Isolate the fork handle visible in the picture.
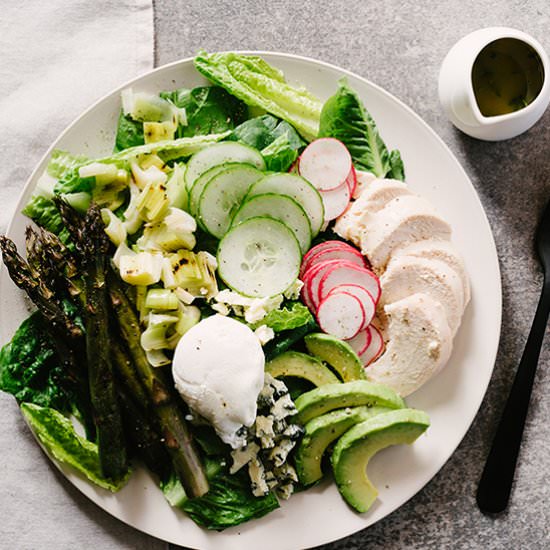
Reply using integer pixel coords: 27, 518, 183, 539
476, 278, 550, 514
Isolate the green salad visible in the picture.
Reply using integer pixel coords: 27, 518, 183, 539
0, 51, 428, 531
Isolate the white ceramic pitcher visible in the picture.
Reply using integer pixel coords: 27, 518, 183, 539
438, 27, 550, 141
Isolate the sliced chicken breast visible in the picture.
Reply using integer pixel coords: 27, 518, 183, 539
366, 293, 453, 397
392, 239, 471, 305
359, 194, 452, 271
334, 178, 412, 245
380, 255, 465, 334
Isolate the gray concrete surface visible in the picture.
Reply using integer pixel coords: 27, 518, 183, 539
1, 1, 549, 549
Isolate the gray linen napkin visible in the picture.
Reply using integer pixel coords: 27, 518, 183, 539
0, 2, 158, 548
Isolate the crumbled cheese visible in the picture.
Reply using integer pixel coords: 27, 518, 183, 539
254, 324, 275, 346
268, 437, 297, 467
211, 302, 230, 316
214, 289, 283, 323
283, 278, 304, 300
255, 415, 276, 448
276, 482, 295, 500
249, 457, 269, 497
230, 441, 261, 474
271, 392, 297, 420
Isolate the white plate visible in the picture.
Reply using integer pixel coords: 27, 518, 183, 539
0, 53, 501, 550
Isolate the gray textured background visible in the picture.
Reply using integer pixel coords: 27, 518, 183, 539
2, 0, 550, 548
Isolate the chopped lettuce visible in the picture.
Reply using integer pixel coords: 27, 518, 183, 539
21, 195, 72, 244
194, 52, 323, 141
115, 111, 145, 151
161, 86, 248, 137
318, 79, 405, 181
21, 403, 130, 491
0, 312, 74, 411
229, 114, 304, 171
47, 150, 89, 179
110, 132, 231, 163
263, 316, 319, 362
181, 468, 279, 530
253, 301, 313, 332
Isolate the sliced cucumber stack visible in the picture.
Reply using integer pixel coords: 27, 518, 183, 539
217, 217, 301, 298
197, 165, 264, 238
231, 193, 312, 254
247, 173, 325, 236
185, 141, 266, 192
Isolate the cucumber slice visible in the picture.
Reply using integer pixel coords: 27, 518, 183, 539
217, 217, 301, 298
189, 162, 243, 217
188, 164, 226, 217
247, 173, 324, 236
232, 193, 312, 254
198, 165, 264, 238
184, 141, 266, 192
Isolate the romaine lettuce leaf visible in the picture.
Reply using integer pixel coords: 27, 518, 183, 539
229, 114, 304, 172
194, 52, 323, 141
318, 79, 405, 181
21, 403, 130, 491
0, 312, 74, 411
115, 111, 145, 151
161, 86, 248, 137
254, 301, 313, 332
263, 316, 319, 362
110, 132, 231, 162
47, 150, 89, 179
21, 195, 72, 244
181, 468, 279, 530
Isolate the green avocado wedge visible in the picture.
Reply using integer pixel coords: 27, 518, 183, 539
265, 351, 341, 387
295, 405, 392, 486
304, 333, 365, 382
294, 380, 406, 425
332, 408, 430, 513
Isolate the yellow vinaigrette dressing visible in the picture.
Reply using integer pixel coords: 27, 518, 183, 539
472, 38, 545, 117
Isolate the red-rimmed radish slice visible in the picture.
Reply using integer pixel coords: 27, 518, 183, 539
347, 165, 357, 196
317, 290, 365, 339
334, 283, 376, 328
300, 242, 365, 278
302, 240, 359, 264
302, 259, 343, 311
360, 325, 385, 366
320, 182, 351, 221
345, 326, 372, 357
318, 261, 381, 305
301, 262, 323, 311
298, 138, 353, 192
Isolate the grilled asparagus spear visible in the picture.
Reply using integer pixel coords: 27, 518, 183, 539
81, 206, 128, 480
108, 272, 209, 498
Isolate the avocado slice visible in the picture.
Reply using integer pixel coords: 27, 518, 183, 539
295, 405, 392, 486
265, 351, 341, 387
304, 333, 365, 382
294, 380, 405, 425
332, 408, 430, 513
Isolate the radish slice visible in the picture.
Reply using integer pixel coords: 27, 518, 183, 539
301, 262, 324, 311
345, 326, 372, 357
300, 243, 365, 278
347, 165, 357, 197
320, 182, 351, 221
317, 290, 365, 339
333, 283, 376, 328
303, 259, 343, 311
302, 240, 359, 266
318, 261, 381, 305
299, 138, 353, 192
361, 325, 385, 366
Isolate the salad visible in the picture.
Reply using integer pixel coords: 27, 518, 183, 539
0, 52, 439, 531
